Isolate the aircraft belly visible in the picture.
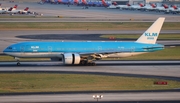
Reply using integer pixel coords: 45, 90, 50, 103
107, 52, 145, 58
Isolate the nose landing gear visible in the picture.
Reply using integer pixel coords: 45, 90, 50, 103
15, 57, 21, 66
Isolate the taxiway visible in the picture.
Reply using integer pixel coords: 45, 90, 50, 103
0, 92, 180, 103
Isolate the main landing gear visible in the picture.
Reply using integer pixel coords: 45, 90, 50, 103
80, 60, 96, 66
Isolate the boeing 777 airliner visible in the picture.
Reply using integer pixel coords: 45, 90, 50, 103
3, 17, 165, 66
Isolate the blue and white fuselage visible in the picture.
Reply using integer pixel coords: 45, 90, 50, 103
3, 17, 165, 66
3, 41, 164, 58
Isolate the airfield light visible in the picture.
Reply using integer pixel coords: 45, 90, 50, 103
93, 94, 103, 102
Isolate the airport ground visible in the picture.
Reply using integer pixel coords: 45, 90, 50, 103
0, 1, 180, 103
0, 61, 180, 102
0, 0, 180, 22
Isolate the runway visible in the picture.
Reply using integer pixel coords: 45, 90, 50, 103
0, 61, 180, 79
0, 92, 180, 103
0, 60, 180, 102
0, 61, 180, 103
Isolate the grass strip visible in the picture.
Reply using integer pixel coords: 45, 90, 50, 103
0, 22, 180, 30
100, 34, 180, 40
0, 47, 180, 61
0, 73, 180, 93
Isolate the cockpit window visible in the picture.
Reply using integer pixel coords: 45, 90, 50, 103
7, 47, 12, 49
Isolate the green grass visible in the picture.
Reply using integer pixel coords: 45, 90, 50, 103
0, 22, 180, 30
0, 73, 180, 93
0, 47, 180, 61
101, 34, 180, 40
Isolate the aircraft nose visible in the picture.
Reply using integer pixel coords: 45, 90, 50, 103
3, 48, 7, 54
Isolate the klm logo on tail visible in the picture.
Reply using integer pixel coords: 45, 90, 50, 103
145, 33, 158, 36
145, 33, 158, 40
136, 17, 165, 44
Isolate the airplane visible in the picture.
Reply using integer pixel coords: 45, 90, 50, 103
5, 7, 29, 14
93, 1, 102, 7
101, 0, 111, 7
112, 1, 117, 6
144, 3, 157, 11
3, 7, 13, 14
119, 3, 140, 10
116, 3, 131, 10
155, 4, 169, 12
3, 17, 165, 66
81, 0, 88, 6
164, 4, 180, 13
0, 8, 7, 14
87, 1, 95, 7
0, 4, 17, 11
68, 0, 78, 5
11, 4, 18, 10
72, 0, 103, 7
78, 0, 89, 9
0, 4, 8, 13
18, 7, 30, 14
73, 0, 79, 5
130, 3, 144, 10
50, 0, 56, 4
169, 5, 180, 14
57, 0, 70, 4
140, 3, 153, 11
106, 1, 118, 8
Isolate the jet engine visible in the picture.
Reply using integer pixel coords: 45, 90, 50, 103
62, 53, 81, 65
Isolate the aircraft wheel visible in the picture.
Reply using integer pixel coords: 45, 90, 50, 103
17, 62, 20, 66
87, 63, 91, 66
80, 60, 87, 66
88, 62, 96, 66
92, 62, 96, 66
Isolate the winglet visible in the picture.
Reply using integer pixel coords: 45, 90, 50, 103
136, 17, 165, 44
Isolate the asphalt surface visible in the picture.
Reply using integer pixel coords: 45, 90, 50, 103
0, 61, 180, 102
0, 61, 180, 79
0, 92, 180, 103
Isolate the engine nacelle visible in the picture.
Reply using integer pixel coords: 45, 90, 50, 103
62, 53, 81, 65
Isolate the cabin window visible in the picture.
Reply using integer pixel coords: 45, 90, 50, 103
7, 47, 12, 49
